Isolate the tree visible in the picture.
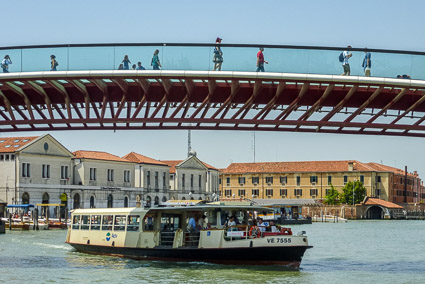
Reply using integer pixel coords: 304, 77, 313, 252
324, 184, 341, 205
340, 180, 366, 205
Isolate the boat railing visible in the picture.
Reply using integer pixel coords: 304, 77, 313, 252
184, 231, 200, 247
224, 225, 293, 241
160, 231, 175, 246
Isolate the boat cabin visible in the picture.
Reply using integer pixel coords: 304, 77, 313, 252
67, 203, 298, 249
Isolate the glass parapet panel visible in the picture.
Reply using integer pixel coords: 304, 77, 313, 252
22, 47, 68, 72
0, 44, 423, 80
69, 46, 115, 71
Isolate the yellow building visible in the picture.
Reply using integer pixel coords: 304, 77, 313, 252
219, 160, 423, 204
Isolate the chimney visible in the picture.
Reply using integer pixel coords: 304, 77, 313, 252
348, 162, 354, 172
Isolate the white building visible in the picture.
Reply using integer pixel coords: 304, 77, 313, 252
0, 135, 219, 216
162, 151, 220, 201
122, 152, 171, 207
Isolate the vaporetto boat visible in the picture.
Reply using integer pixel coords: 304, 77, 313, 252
66, 202, 312, 268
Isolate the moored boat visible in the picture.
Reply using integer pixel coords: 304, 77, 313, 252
66, 202, 312, 268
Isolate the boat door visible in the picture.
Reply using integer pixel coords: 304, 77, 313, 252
159, 214, 181, 246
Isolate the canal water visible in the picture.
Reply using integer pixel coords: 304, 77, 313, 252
0, 220, 424, 283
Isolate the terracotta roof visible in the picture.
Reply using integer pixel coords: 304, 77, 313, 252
367, 162, 416, 177
73, 150, 131, 163
161, 160, 182, 174
122, 152, 167, 166
363, 197, 404, 209
0, 136, 39, 153
222, 160, 377, 174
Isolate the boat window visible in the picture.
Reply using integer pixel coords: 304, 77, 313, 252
81, 215, 90, 230
127, 215, 140, 232
208, 210, 218, 227
114, 215, 126, 231
72, 215, 81, 230
91, 215, 101, 230
143, 215, 155, 231
102, 215, 113, 230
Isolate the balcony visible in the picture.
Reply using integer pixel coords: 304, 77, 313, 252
123, 182, 131, 187
60, 179, 69, 185
89, 180, 97, 186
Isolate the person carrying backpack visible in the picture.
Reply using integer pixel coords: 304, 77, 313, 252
50, 55, 58, 71
362, 48, 372, 77
340, 45, 352, 76
1, 55, 12, 73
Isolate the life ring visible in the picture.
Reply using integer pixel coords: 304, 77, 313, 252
281, 228, 290, 235
249, 226, 261, 238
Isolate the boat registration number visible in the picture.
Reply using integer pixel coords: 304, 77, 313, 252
267, 238, 291, 244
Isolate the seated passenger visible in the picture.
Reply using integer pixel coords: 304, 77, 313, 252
227, 216, 237, 227
270, 221, 280, 233
257, 218, 266, 232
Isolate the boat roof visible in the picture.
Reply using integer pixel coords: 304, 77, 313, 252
71, 204, 274, 215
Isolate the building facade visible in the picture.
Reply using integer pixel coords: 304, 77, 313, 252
0, 135, 219, 216
162, 151, 220, 201
219, 160, 424, 204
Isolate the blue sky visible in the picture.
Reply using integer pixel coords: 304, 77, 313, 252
2, 0, 425, 178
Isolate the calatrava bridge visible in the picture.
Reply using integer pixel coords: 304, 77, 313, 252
1, 43, 425, 137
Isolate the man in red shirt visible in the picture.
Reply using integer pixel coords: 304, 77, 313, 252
256, 47, 268, 72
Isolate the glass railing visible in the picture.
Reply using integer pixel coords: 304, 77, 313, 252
0, 43, 423, 80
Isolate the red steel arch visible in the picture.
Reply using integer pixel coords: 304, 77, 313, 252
1, 70, 425, 137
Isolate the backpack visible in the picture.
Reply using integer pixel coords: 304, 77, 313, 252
338, 52, 344, 63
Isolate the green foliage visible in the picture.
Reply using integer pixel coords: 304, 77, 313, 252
324, 184, 341, 205
340, 180, 366, 205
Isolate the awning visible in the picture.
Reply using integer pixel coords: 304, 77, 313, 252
6, 204, 35, 208
36, 203, 64, 207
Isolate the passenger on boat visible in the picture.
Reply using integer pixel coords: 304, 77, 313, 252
188, 215, 198, 232
258, 218, 266, 232
198, 214, 206, 230
270, 221, 280, 233
227, 216, 237, 227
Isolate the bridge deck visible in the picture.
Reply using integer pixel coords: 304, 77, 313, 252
1, 70, 425, 137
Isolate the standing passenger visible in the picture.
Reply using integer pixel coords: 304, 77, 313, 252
118, 64, 124, 70
362, 48, 371, 77
1, 55, 12, 73
256, 47, 268, 72
151, 49, 161, 70
213, 37, 223, 71
341, 45, 352, 76
50, 55, 58, 71
131, 64, 136, 70
122, 55, 131, 70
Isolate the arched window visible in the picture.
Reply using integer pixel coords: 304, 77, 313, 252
162, 196, 167, 203
90, 196, 95, 208
124, 196, 129, 208
182, 197, 186, 200
22, 192, 30, 204
107, 194, 113, 208
146, 196, 151, 207
190, 197, 194, 200
73, 193, 81, 209
154, 196, 159, 206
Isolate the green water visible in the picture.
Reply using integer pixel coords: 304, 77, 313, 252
0, 220, 424, 283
